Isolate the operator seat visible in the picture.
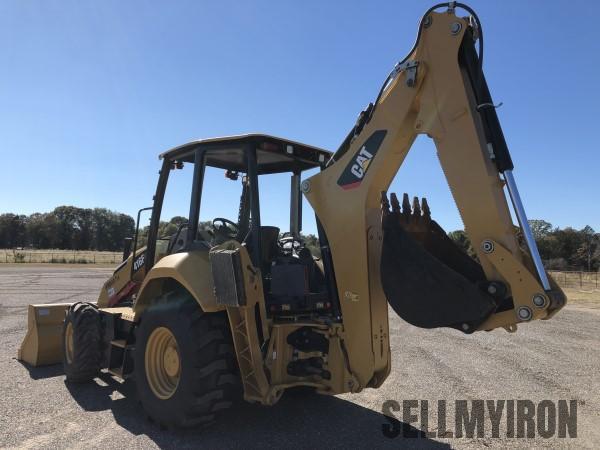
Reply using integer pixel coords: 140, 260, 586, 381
297, 247, 325, 292
246, 226, 280, 269
259, 226, 280, 267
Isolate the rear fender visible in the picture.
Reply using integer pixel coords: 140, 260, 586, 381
133, 250, 223, 318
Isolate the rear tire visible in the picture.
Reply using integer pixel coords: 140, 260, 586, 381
62, 302, 102, 383
134, 291, 241, 428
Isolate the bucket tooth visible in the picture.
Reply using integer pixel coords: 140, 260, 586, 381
402, 193, 411, 216
390, 192, 400, 213
422, 197, 431, 221
412, 196, 421, 218
380, 191, 390, 217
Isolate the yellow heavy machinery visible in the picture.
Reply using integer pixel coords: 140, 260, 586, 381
19, 2, 565, 428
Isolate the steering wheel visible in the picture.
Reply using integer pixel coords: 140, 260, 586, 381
212, 218, 239, 239
279, 232, 303, 254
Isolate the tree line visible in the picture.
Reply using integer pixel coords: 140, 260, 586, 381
449, 220, 600, 272
0, 207, 597, 271
0, 206, 135, 252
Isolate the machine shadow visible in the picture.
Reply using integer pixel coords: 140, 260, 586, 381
65, 373, 450, 449
18, 360, 64, 380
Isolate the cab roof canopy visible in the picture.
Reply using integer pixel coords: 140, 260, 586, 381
160, 134, 332, 174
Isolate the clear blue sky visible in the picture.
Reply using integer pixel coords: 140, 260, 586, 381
1, 0, 598, 234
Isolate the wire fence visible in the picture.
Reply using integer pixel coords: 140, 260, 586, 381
0, 250, 598, 290
549, 270, 599, 290
0, 250, 122, 264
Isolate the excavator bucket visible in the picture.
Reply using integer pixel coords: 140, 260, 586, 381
380, 192, 498, 333
18, 303, 72, 366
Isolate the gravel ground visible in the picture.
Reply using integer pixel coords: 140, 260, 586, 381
1, 265, 598, 449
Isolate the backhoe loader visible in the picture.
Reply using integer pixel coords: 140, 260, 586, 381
19, 2, 565, 428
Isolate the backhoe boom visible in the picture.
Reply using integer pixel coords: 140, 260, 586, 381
304, 5, 565, 386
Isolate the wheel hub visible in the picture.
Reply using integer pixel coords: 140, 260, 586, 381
145, 327, 181, 400
163, 346, 180, 378
64, 322, 74, 364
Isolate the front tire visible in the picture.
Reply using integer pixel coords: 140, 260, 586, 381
134, 291, 241, 428
62, 302, 102, 383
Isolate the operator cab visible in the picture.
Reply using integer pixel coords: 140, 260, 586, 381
144, 134, 336, 318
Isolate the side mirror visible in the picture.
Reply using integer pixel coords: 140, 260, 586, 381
122, 237, 133, 262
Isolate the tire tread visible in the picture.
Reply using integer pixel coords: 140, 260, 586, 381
63, 302, 102, 383
135, 292, 240, 428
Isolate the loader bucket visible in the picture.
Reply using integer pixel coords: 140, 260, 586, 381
380, 192, 497, 333
18, 303, 72, 366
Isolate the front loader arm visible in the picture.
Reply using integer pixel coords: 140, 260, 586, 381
304, 5, 565, 386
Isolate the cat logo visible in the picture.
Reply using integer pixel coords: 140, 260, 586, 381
350, 146, 374, 179
337, 130, 387, 190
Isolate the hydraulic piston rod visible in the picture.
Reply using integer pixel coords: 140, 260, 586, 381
503, 170, 551, 291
